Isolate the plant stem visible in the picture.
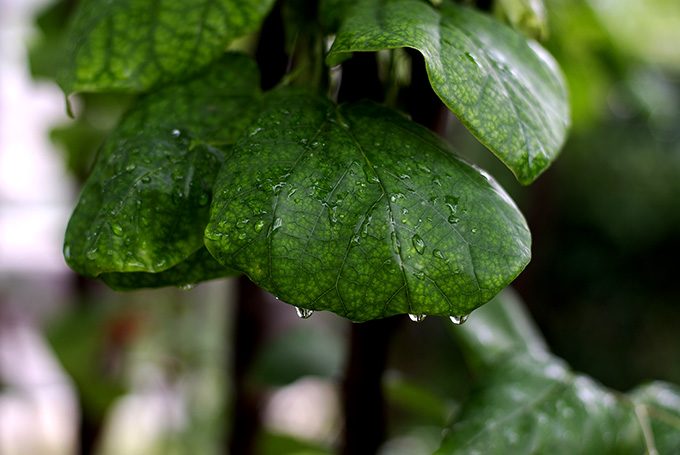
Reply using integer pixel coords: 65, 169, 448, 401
227, 275, 266, 455
342, 316, 401, 455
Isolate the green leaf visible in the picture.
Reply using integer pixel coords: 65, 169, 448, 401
629, 382, 680, 453
435, 352, 644, 454
205, 91, 530, 322
58, 0, 275, 96
327, 0, 570, 185
442, 291, 680, 455
495, 0, 548, 41
452, 288, 548, 368
64, 53, 262, 288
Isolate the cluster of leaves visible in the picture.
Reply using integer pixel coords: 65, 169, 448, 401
59, 0, 569, 322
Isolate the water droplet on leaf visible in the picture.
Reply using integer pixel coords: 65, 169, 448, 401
433, 249, 444, 260
254, 219, 265, 233
125, 164, 136, 172
448, 216, 459, 224
408, 313, 426, 322
412, 234, 425, 254
111, 224, 124, 237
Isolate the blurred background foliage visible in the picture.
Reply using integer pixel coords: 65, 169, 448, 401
4, 0, 679, 453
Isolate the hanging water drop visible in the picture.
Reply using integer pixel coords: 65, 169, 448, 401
179, 283, 196, 291
295, 306, 314, 319
450, 314, 469, 325
408, 313, 426, 322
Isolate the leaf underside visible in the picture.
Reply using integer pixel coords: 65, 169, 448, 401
327, 0, 570, 185
64, 53, 263, 288
205, 90, 531, 322
58, 0, 276, 95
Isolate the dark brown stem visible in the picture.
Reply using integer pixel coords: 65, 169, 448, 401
342, 316, 401, 455
227, 275, 267, 455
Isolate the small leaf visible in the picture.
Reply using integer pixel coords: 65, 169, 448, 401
327, 0, 570, 184
58, 0, 275, 96
205, 91, 530, 322
64, 53, 261, 288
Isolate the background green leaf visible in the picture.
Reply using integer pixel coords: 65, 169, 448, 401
327, 0, 570, 184
438, 291, 680, 454
58, 0, 275, 95
64, 53, 261, 288
205, 91, 530, 322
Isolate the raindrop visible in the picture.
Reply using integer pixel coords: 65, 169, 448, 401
433, 249, 445, 260
86, 248, 98, 260
450, 314, 469, 325
253, 219, 265, 233
287, 187, 297, 198
111, 224, 124, 237
408, 313, 426, 322
238, 232, 247, 240
471, 227, 478, 234
412, 234, 425, 254
270, 217, 283, 234
179, 283, 195, 291
141, 176, 151, 183
64, 245, 71, 259
413, 271, 425, 280
295, 306, 314, 319
236, 219, 250, 229
448, 216, 459, 224
416, 162, 431, 173
172, 129, 181, 137
125, 163, 136, 172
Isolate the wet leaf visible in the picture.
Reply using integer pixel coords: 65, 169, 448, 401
327, 0, 570, 185
64, 53, 262, 288
205, 91, 530, 322
58, 0, 275, 96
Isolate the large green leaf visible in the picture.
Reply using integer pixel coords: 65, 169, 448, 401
58, 0, 275, 96
327, 0, 570, 185
64, 53, 263, 288
205, 91, 530, 322
440, 291, 680, 454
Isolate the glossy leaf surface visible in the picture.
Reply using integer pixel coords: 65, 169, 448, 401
64, 54, 263, 287
205, 91, 530, 322
327, 0, 570, 184
440, 292, 680, 454
58, 0, 275, 95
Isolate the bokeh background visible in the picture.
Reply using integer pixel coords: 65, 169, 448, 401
1, 0, 679, 453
